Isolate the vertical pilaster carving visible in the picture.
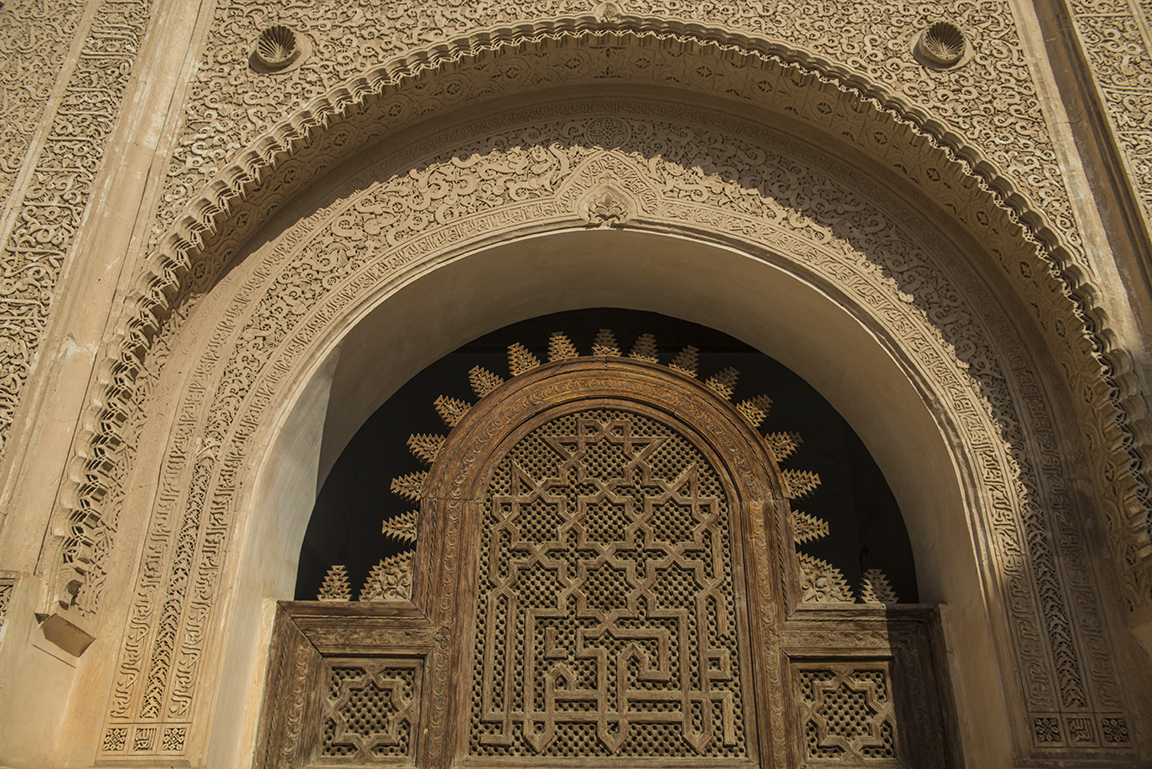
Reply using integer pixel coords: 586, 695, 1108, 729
0, 0, 154, 615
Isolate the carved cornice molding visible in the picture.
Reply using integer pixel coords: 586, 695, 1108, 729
98, 105, 1140, 760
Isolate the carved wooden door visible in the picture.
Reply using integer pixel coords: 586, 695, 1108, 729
258, 357, 961, 768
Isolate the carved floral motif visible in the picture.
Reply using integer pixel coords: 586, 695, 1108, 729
98, 108, 1132, 760
57, 23, 1152, 645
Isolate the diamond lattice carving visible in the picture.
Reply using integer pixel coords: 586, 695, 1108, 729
469, 409, 747, 758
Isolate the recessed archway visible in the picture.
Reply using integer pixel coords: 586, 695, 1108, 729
227, 229, 997, 766
87, 94, 1149, 768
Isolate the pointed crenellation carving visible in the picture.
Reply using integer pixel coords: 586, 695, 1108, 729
469, 366, 504, 399
783, 469, 821, 499
705, 367, 740, 400
765, 432, 802, 463
390, 472, 428, 503
359, 551, 415, 601
508, 343, 540, 377
669, 346, 699, 377
434, 395, 470, 428
408, 434, 444, 465
547, 332, 579, 362
797, 553, 856, 603
317, 565, 352, 601
791, 511, 830, 545
381, 510, 419, 544
592, 329, 621, 357
629, 333, 659, 363
860, 569, 899, 604
736, 394, 773, 428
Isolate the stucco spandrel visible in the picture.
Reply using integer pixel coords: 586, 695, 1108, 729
159, 0, 1071, 256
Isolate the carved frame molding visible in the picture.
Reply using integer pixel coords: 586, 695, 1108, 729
91, 95, 1148, 763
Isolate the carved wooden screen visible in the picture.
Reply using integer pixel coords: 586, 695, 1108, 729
469, 408, 750, 759
258, 357, 962, 768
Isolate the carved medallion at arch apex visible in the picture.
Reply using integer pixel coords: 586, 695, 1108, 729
99, 110, 1140, 761
71, 29, 1151, 640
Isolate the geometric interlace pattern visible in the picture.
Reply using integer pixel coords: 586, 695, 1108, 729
469, 410, 747, 758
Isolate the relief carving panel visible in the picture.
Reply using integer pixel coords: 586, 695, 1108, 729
64, 24, 1152, 643
100, 106, 1134, 760
0, 0, 153, 589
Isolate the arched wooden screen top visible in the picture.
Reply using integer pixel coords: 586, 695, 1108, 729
258, 359, 961, 768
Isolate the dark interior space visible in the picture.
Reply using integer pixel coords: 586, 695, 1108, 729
295, 308, 918, 604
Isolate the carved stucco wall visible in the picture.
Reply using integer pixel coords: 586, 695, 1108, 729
1066, 0, 1152, 240
50, 3, 1152, 640
96, 100, 1143, 761
0, 0, 1149, 765
0, 0, 152, 472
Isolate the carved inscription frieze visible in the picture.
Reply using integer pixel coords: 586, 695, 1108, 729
470, 410, 748, 758
101, 108, 1132, 760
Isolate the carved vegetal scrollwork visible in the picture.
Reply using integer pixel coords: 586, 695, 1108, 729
359, 552, 414, 601
101, 102, 1136, 760
58, 12, 1152, 668
0, 0, 152, 602
797, 554, 855, 604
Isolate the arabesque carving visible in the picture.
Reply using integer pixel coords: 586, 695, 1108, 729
0, 0, 152, 545
57, 24, 1152, 639
99, 106, 1133, 760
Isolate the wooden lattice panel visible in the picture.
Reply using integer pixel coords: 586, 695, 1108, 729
468, 409, 749, 758
320, 658, 421, 762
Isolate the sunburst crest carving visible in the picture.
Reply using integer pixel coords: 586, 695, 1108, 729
765, 431, 802, 463
408, 433, 444, 465
669, 346, 699, 377
381, 510, 419, 544
317, 564, 351, 601
736, 394, 772, 427
791, 511, 830, 545
705, 367, 739, 400
629, 333, 659, 362
797, 553, 855, 603
359, 551, 414, 601
592, 328, 621, 356
508, 342, 541, 376
434, 395, 470, 427
860, 569, 899, 604
782, 469, 821, 499
469, 366, 504, 398
547, 332, 580, 362
391, 471, 428, 503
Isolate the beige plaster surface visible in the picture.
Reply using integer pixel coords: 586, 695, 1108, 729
0, 575, 76, 768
